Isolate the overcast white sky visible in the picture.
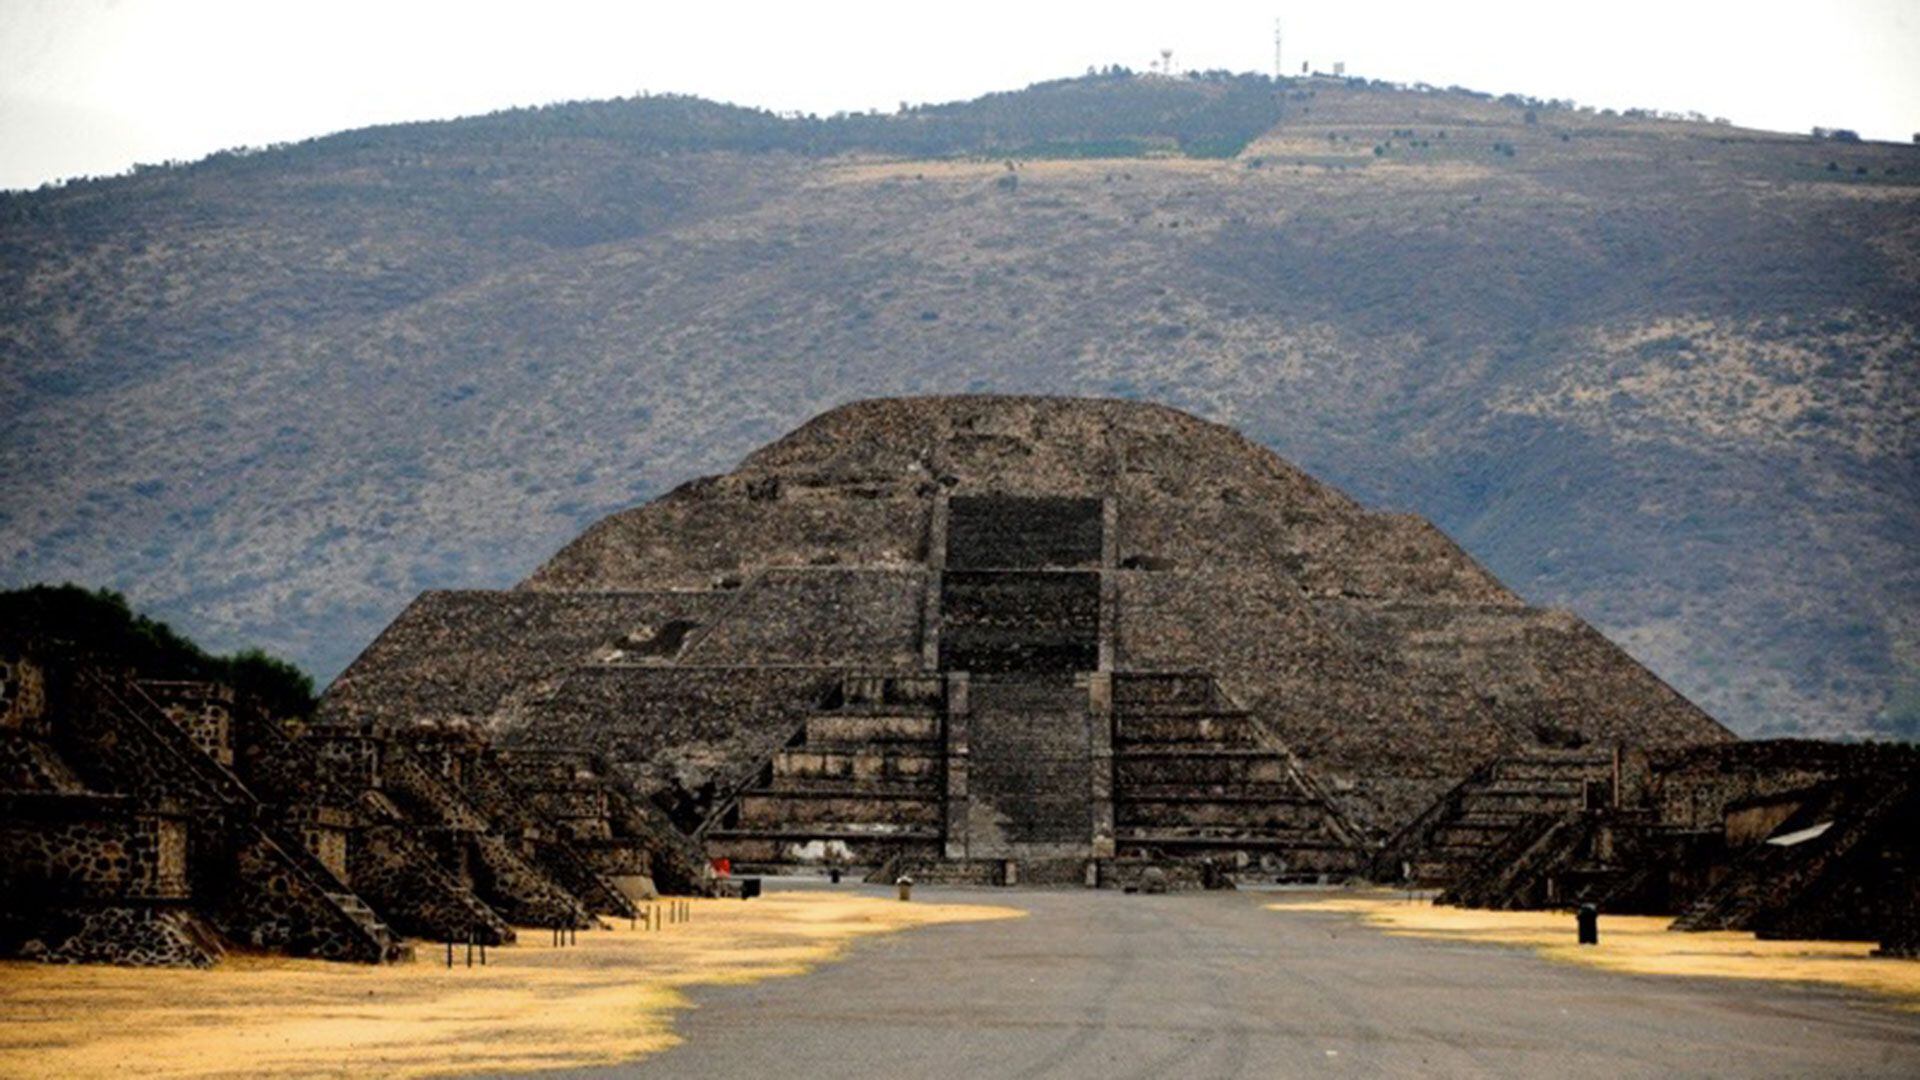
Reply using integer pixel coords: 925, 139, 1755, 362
3, 0, 1917, 190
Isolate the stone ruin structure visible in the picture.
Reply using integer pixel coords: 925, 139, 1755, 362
322, 396, 1731, 888
10, 395, 1902, 964
0, 640, 703, 967
1385, 738, 1920, 953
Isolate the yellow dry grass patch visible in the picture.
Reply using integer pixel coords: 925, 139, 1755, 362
1270, 894, 1920, 1009
0, 892, 1022, 1079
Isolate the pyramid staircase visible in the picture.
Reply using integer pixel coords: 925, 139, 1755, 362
705, 673, 948, 873
1373, 751, 1615, 887
1673, 776, 1916, 938
705, 670, 1367, 884
65, 673, 410, 962
324, 891, 403, 949
1110, 673, 1364, 879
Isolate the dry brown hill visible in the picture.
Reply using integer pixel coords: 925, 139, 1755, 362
2, 74, 1915, 739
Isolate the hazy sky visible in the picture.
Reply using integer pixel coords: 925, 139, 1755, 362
3, 0, 1917, 190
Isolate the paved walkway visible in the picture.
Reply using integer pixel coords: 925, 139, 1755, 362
548, 883, 1920, 1079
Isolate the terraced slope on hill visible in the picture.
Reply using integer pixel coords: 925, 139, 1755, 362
2, 74, 1915, 738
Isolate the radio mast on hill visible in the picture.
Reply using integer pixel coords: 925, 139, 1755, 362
1274, 18, 1283, 78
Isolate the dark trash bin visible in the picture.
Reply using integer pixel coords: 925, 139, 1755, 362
1577, 903, 1599, 946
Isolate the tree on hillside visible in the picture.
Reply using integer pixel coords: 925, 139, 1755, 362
0, 584, 317, 718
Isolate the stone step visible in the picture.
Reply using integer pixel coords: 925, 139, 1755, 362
710, 826, 943, 842
324, 891, 403, 956
1111, 674, 1218, 710
970, 673, 1085, 705
754, 777, 943, 796
828, 700, 944, 716
1114, 703, 1251, 720
1114, 829, 1350, 851
1433, 831, 1501, 849
797, 738, 943, 753
1490, 758, 1611, 782
1450, 810, 1536, 826
709, 834, 941, 868
325, 892, 376, 918
1117, 757, 1289, 786
1115, 715, 1262, 745
774, 748, 940, 783
1115, 788, 1318, 805
736, 793, 944, 828
1117, 803, 1329, 829
748, 781, 943, 798
805, 714, 942, 744
1457, 791, 1586, 815
1409, 860, 1464, 884
1471, 780, 1588, 796
1425, 842, 1492, 858
1114, 747, 1287, 759
838, 674, 945, 710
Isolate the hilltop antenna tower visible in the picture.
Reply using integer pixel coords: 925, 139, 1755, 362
1160, 47, 1174, 76
1274, 18, 1283, 79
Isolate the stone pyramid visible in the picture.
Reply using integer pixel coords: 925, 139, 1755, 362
323, 396, 1730, 880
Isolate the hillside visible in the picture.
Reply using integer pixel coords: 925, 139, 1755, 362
1, 73, 1915, 739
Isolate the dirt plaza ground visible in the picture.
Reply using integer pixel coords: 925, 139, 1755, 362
5, 882, 1917, 1079
572, 882, 1920, 1079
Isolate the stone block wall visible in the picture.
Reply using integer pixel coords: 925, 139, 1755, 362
0, 795, 189, 901
468, 832, 594, 928
379, 750, 492, 832
7, 906, 222, 968
527, 838, 635, 919
0, 734, 88, 793
0, 655, 47, 730
277, 807, 353, 883
141, 681, 236, 768
303, 730, 385, 793
679, 569, 926, 668
502, 665, 836, 823
530, 787, 611, 822
4, 649, 652, 966
524, 489, 931, 593
348, 823, 514, 945
1116, 500, 1518, 606
207, 831, 393, 963
1648, 741, 1920, 830
485, 746, 705, 897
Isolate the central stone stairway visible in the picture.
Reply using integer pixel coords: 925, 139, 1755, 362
960, 674, 1094, 863
705, 674, 948, 873
702, 489, 1372, 885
